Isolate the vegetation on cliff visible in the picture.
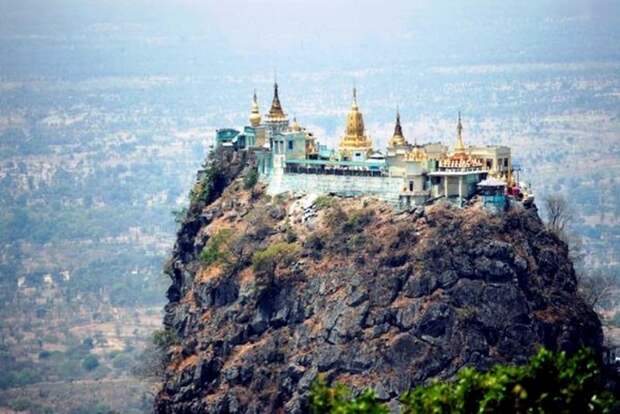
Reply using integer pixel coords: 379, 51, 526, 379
310, 347, 616, 413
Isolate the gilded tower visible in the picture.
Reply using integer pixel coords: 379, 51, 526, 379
263, 82, 289, 136
338, 88, 373, 159
454, 111, 466, 155
249, 90, 261, 127
388, 109, 408, 148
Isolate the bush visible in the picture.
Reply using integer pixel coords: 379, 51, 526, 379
252, 242, 300, 274
190, 159, 226, 204
309, 348, 617, 414
304, 233, 325, 258
152, 329, 180, 349
325, 206, 348, 230
243, 167, 258, 190
309, 376, 388, 414
200, 229, 236, 265
111, 353, 133, 370
314, 195, 335, 210
343, 209, 375, 233
82, 355, 100, 371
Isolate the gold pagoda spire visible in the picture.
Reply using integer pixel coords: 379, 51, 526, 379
455, 111, 466, 154
249, 89, 261, 127
338, 87, 373, 157
267, 81, 286, 120
388, 107, 408, 148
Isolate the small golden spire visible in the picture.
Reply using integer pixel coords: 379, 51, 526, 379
290, 116, 302, 132
351, 87, 359, 110
455, 111, 466, 154
267, 81, 286, 119
388, 107, 408, 148
249, 89, 261, 127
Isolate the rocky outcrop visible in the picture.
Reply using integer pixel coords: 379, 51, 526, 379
155, 148, 603, 413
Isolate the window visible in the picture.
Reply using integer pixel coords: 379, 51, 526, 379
409, 181, 414, 192
288, 140, 294, 150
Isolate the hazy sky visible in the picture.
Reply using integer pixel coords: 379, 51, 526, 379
1, 0, 619, 78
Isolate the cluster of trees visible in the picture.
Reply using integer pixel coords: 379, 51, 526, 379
309, 348, 617, 413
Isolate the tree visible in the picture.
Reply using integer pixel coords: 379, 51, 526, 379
543, 194, 573, 239
82, 355, 99, 371
578, 269, 618, 310
243, 167, 258, 190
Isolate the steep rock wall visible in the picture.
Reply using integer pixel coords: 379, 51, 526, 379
155, 148, 602, 413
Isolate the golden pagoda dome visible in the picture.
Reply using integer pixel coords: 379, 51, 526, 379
338, 88, 373, 156
249, 90, 261, 127
388, 109, 408, 148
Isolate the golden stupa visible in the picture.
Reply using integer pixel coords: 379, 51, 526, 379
249, 90, 261, 127
265, 82, 287, 122
388, 110, 408, 148
338, 88, 373, 157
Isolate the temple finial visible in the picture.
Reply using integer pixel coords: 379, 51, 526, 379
351, 86, 358, 110
455, 111, 465, 153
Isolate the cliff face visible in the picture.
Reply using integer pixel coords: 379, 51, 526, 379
155, 149, 603, 413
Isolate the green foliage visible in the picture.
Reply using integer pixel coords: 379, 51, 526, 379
200, 228, 236, 266
314, 195, 335, 210
82, 355, 100, 371
284, 219, 298, 243
243, 167, 259, 190
348, 234, 367, 250
310, 348, 617, 414
111, 353, 133, 369
309, 376, 389, 414
305, 233, 325, 251
152, 329, 180, 349
402, 348, 615, 414
9, 398, 52, 413
343, 209, 375, 233
252, 242, 300, 274
190, 159, 225, 204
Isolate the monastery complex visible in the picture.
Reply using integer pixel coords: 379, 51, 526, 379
214, 82, 532, 209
